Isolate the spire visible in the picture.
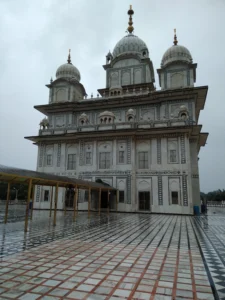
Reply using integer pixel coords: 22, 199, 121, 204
67, 49, 71, 64
127, 5, 134, 34
173, 29, 178, 45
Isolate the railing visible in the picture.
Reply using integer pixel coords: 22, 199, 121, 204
39, 119, 195, 135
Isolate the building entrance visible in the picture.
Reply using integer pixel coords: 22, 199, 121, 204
101, 191, 108, 208
139, 191, 150, 211
65, 188, 75, 208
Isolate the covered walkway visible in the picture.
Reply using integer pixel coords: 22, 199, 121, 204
0, 165, 118, 232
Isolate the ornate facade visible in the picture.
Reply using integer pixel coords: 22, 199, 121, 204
26, 7, 208, 214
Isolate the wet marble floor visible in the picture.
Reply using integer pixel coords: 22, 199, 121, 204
0, 208, 225, 299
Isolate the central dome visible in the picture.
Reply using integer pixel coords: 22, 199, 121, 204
112, 34, 148, 58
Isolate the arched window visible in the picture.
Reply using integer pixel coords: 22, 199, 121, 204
181, 113, 187, 120
128, 116, 133, 122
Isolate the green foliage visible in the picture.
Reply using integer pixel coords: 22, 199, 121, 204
201, 189, 225, 202
0, 182, 29, 200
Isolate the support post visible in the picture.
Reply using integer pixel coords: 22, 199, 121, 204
4, 182, 11, 224
24, 179, 32, 233
98, 188, 101, 216
107, 190, 110, 215
64, 188, 67, 216
73, 185, 78, 222
30, 185, 35, 220
88, 187, 91, 218
53, 183, 59, 226
116, 189, 119, 212
49, 186, 54, 217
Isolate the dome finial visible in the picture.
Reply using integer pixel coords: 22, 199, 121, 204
173, 29, 178, 45
127, 5, 134, 34
67, 49, 71, 64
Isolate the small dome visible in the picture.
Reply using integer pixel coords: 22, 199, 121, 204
161, 45, 192, 68
127, 108, 134, 114
99, 111, 115, 118
80, 113, 87, 118
56, 63, 81, 81
113, 34, 148, 58
180, 105, 188, 111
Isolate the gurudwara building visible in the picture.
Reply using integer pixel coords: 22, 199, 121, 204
26, 6, 208, 214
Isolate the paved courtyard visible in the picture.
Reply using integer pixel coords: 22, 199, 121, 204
0, 207, 225, 300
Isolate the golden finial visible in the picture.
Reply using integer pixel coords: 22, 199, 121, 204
127, 5, 134, 34
67, 49, 71, 64
173, 29, 178, 45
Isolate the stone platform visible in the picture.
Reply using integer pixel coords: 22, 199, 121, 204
0, 208, 225, 299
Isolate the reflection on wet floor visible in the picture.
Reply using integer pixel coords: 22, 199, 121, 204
0, 207, 225, 299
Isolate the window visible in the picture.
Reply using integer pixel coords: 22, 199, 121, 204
67, 154, 76, 170
119, 191, 124, 203
86, 152, 92, 164
99, 152, 110, 169
138, 152, 148, 169
44, 190, 49, 201
171, 191, 179, 205
119, 151, 125, 164
46, 154, 52, 166
170, 150, 177, 163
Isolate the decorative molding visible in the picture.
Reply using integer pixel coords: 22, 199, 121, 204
36, 185, 40, 202
38, 144, 44, 167
127, 138, 131, 164
57, 143, 61, 167
180, 135, 186, 164
80, 170, 131, 176
127, 174, 131, 204
158, 176, 163, 205
182, 175, 188, 206
136, 170, 184, 175
157, 138, 161, 164
79, 141, 84, 166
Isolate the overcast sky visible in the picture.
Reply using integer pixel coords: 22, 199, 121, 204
0, 0, 224, 193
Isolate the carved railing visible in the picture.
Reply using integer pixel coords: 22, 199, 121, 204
38, 118, 196, 136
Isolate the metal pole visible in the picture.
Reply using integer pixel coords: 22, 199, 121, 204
116, 189, 119, 212
30, 185, 35, 220
24, 179, 32, 233
98, 188, 101, 216
107, 190, 110, 215
4, 182, 11, 224
88, 187, 91, 218
53, 183, 58, 226
49, 186, 54, 217
73, 185, 78, 222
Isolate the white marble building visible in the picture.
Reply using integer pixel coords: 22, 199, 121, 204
26, 7, 208, 214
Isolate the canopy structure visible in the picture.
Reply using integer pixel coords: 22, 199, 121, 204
0, 164, 118, 232
0, 165, 116, 191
